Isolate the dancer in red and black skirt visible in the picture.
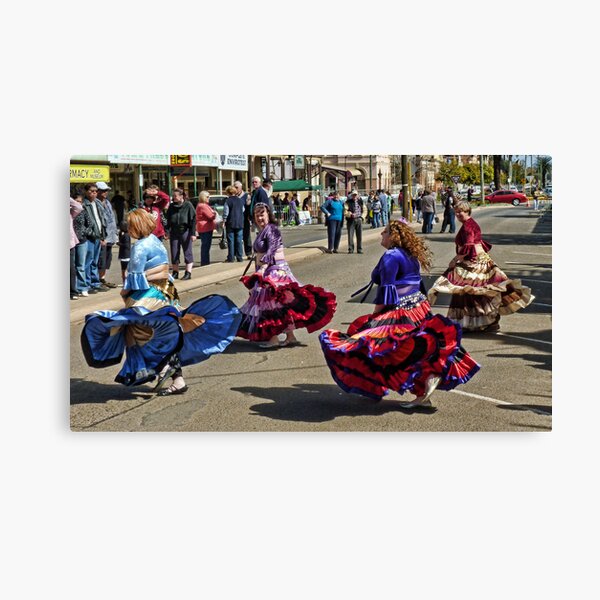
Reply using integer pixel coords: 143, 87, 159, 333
319, 219, 480, 407
428, 201, 534, 332
238, 202, 337, 349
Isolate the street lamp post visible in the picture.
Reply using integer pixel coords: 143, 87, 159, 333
378, 168, 382, 191
480, 155, 485, 205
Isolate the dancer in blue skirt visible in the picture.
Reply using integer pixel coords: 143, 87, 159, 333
81, 209, 241, 396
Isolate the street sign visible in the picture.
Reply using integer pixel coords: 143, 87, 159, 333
451, 176, 460, 183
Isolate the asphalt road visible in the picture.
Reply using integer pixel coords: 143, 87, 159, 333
70, 204, 552, 432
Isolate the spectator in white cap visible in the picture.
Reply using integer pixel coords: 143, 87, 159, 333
96, 181, 118, 288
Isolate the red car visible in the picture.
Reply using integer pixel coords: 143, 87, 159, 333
485, 190, 528, 206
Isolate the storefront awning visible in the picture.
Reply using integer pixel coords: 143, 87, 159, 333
320, 164, 362, 178
272, 180, 323, 192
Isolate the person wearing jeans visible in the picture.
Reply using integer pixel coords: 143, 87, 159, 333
320, 191, 344, 253
195, 191, 217, 266
223, 185, 245, 262
345, 192, 366, 254
420, 190, 437, 234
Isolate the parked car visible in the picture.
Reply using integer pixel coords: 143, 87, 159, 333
485, 190, 528, 206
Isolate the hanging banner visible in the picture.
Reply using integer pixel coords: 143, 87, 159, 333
108, 154, 221, 167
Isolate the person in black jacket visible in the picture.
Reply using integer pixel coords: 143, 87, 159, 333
223, 185, 246, 262
165, 188, 196, 280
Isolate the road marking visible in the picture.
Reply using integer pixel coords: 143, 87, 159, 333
533, 302, 552, 307
449, 389, 551, 416
505, 261, 551, 267
521, 278, 552, 284
512, 251, 552, 257
497, 332, 552, 346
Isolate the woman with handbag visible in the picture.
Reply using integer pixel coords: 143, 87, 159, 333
164, 188, 196, 280
195, 191, 217, 266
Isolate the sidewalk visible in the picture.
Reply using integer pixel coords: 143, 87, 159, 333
69, 214, 421, 325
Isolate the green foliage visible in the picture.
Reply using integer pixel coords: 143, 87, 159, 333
436, 159, 493, 186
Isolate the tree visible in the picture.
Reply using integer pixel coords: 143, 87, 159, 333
537, 156, 552, 186
436, 159, 461, 187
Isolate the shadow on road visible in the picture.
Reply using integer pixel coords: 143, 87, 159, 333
487, 351, 551, 372
232, 383, 437, 423
70, 377, 153, 405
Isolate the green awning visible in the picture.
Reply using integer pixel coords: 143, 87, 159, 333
272, 180, 322, 192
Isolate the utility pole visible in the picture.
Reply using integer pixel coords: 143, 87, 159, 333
480, 155, 485, 204
401, 155, 409, 217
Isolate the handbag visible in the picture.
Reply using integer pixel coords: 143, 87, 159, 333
434, 215, 440, 223
219, 229, 227, 249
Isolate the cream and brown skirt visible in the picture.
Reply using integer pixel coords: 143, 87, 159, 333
428, 252, 534, 331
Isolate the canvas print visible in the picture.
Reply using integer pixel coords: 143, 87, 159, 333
69, 154, 551, 432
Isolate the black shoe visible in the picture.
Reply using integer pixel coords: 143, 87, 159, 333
87, 288, 98, 294
357, 250, 363, 254
236, 258, 244, 262
348, 249, 354, 254
172, 271, 179, 279
95, 286, 109, 292
325, 249, 332, 254
332, 249, 338, 254
70, 295, 79, 300
181, 272, 191, 281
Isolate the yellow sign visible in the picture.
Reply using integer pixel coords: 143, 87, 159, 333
70, 164, 111, 183
170, 155, 192, 167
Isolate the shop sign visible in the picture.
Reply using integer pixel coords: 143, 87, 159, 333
170, 155, 192, 167
70, 164, 110, 183
218, 155, 248, 171
294, 155, 305, 169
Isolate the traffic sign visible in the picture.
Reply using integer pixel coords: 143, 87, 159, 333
451, 176, 460, 183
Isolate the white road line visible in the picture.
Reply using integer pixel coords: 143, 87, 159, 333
497, 332, 552, 346
449, 389, 551, 416
512, 252, 552, 257
505, 261, 551, 267
521, 278, 552, 284
534, 302, 552, 307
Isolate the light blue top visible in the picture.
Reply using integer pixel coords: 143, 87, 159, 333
320, 198, 344, 221
124, 234, 169, 291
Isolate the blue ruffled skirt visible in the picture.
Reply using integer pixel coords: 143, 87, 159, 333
81, 293, 242, 386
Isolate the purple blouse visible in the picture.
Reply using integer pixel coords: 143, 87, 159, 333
253, 224, 284, 266
371, 247, 421, 305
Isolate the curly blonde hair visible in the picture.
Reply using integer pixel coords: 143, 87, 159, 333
387, 220, 433, 272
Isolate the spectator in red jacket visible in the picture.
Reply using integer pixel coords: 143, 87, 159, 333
141, 185, 170, 240
195, 191, 218, 266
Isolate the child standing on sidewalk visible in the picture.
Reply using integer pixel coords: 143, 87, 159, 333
118, 221, 131, 284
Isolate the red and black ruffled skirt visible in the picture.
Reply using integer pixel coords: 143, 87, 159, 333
319, 292, 480, 401
237, 268, 337, 342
